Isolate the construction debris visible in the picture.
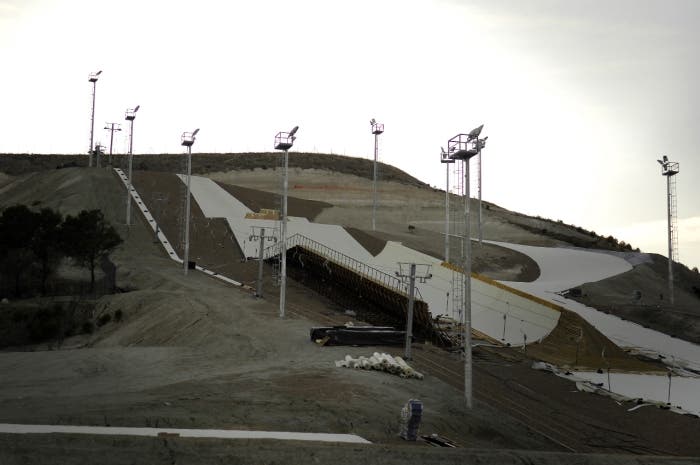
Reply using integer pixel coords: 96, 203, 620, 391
421, 433, 459, 447
335, 352, 424, 379
311, 325, 406, 346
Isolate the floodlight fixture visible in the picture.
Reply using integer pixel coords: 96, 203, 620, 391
181, 129, 199, 147
274, 125, 299, 317
447, 132, 481, 160
467, 124, 484, 141
274, 127, 297, 151
125, 105, 140, 121
88, 70, 102, 82
371, 119, 384, 135
182, 128, 199, 275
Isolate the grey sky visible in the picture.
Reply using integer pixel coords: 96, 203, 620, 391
0, 0, 697, 268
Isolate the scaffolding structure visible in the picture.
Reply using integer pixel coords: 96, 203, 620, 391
659, 156, 680, 304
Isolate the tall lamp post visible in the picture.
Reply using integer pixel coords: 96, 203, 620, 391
181, 128, 200, 275
104, 122, 122, 166
124, 105, 140, 226
446, 123, 486, 409
440, 148, 455, 262
370, 119, 384, 231
657, 155, 680, 305
274, 126, 298, 318
88, 70, 102, 167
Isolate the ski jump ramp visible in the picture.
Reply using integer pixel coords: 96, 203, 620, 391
183, 175, 561, 346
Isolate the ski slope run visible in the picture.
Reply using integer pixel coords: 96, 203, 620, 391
182, 175, 561, 346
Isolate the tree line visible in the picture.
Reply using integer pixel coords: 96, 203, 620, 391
0, 205, 122, 297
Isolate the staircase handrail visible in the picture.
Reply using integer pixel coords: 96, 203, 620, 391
264, 233, 413, 297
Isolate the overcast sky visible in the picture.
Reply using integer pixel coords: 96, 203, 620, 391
0, 0, 698, 269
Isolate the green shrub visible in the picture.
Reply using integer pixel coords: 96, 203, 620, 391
114, 309, 123, 322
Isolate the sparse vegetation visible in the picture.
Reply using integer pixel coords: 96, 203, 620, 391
0, 206, 122, 297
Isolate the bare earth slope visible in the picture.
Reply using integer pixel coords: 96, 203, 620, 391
0, 160, 699, 462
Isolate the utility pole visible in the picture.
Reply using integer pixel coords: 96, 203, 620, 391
396, 262, 432, 361
104, 123, 122, 166
250, 226, 276, 298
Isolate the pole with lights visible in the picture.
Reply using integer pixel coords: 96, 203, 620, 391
181, 128, 200, 275
274, 126, 298, 318
104, 123, 122, 166
370, 119, 384, 231
446, 124, 486, 409
88, 70, 102, 167
657, 155, 680, 305
124, 105, 140, 226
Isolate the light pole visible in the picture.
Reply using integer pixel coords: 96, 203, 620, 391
124, 105, 140, 226
446, 123, 486, 409
396, 263, 432, 360
657, 155, 679, 305
370, 119, 384, 231
274, 126, 298, 318
104, 122, 122, 166
440, 147, 455, 262
88, 70, 102, 167
250, 226, 277, 298
181, 128, 200, 275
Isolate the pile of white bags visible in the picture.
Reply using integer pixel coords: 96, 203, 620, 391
335, 352, 424, 380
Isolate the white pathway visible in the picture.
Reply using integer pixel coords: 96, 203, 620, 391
183, 176, 560, 346
494, 241, 700, 372
0, 424, 370, 444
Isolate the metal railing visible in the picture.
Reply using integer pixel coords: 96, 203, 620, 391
264, 233, 422, 299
